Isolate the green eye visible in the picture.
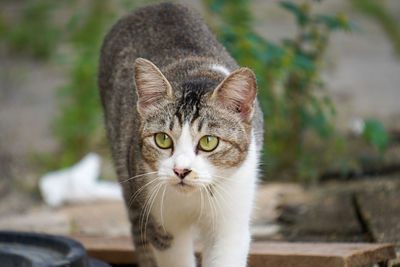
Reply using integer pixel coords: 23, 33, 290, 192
154, 133, 173, 149
198, 135, 219, 152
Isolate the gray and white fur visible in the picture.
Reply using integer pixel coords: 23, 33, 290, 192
98, 3, 264, 267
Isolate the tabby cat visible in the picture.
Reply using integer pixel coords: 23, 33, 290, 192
98, 2, 263, 267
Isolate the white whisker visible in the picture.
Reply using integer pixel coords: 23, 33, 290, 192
212, 174, 231, 181
128, 178, 159, 208
144, 182, 164, 240
203, 184, 216, 233
139, 181, 162, 243
211, 181, 233, 204
120, 171, 158, 184
139, 184, 153, 243
160, 184, 167, 232
196, 186, 205, 225
209, 185, 228, 222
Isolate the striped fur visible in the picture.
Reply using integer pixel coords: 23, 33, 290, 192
98, 3, 264, 267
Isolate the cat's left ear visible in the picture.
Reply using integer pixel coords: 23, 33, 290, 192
134, 58, 173, 116
211, 68, 257, 122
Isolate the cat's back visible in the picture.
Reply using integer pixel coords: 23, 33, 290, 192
100, 2, 234, 69
99, 2, 237, 115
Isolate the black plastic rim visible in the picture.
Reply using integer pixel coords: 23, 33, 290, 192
0, 231, 88, 267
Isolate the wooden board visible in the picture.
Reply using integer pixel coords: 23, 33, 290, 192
70, 235, 396, 267
355, 185, 400, 249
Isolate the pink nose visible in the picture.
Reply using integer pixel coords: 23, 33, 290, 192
173, 168, 191, 179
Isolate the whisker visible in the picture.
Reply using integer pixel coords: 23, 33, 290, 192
196, 186, 204, 225
120, 171, 158, 184
212, 174, 231, 181
139, 185, 153, 243
188, 179, 209, 186
144, 182, 164, 240
194, 177, 234, 206
211, 181, 233, 203
140, 181, 162, 243
160, 184, 167, 232
202, 184, 216, 233
208, 184, 220, 232
139, 186, 153, 244
128, 178, 159, 209
209, 185, 228, 222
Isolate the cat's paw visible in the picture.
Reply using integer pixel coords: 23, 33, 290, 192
148, 226, 173, 251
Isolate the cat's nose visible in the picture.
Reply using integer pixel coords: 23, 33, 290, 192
173, 168, 191, 179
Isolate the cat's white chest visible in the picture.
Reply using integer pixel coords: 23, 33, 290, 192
151, 131, 258, 232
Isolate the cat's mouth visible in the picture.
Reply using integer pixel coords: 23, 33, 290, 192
172, 180, 196, 193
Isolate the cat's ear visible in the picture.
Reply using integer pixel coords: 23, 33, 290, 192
134, 58, 173, 116
211, 68, 257, 122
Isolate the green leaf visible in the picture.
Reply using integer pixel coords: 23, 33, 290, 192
363, 119, 389, 152
293, 54, 315, 71
67, 11, 83, 32
313, 14, 357, 32
279, 1, 309, 26
314, 15, 343, 30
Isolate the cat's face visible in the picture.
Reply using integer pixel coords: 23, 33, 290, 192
134, 58, 257, 194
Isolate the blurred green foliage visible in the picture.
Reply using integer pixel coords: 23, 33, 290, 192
363, 119, 389, 152
205, 0, 356, 182
0, 0, 60, 59
53, 0, 114, 167
0, 0, 144, 169
0, 0, 391, 182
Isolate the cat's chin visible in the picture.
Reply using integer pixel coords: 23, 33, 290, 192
171, 182, 196, 194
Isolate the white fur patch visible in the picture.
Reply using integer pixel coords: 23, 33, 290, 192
210, 64, 231, 76
173, 123, 195, 170
151, 126, 259, 267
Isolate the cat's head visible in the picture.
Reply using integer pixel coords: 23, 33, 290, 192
134, 58, 257, 194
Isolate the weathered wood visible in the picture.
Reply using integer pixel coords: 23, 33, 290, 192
279, 189, 365, 242
70, 235, 396, 267
248, 242, 396, 267
72, 235, 136, 264
354, 179, 400, 253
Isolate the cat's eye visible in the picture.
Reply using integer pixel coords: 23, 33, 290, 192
198, 135, 219, 152
154, 133, 173, 149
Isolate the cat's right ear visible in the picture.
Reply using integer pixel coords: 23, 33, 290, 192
134, 58, 173, 116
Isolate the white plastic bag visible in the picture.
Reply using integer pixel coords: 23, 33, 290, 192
39, 153, 122, 207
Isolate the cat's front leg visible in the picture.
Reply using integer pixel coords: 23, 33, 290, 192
151, 226, 196, 267
200, 178, 255, 267
201, 220, 251, 267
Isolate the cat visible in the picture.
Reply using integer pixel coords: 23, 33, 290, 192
98, 2, 264, 267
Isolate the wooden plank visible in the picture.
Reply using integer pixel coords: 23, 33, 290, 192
279, 189, 365, 242
249, 242, 396, 267
72, 235, 136, 264
355, 182, 400, 251
70, 236, 396, 267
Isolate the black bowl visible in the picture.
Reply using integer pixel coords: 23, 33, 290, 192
0, 231, 110, 267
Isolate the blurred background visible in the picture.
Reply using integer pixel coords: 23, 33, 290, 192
0, 0, 399, 256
